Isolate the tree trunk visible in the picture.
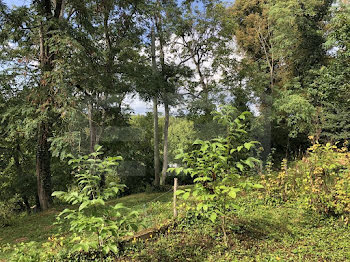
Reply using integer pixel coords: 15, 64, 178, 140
153, 97, 160, 186
151, 26, 160, 186
156, 1, 169, 186
88, 101, 97, 153
160, 101, 169, 186
194, 55, 211, 116
36, 121, 52, 210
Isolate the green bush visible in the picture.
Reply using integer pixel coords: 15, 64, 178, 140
261, 142, 350, 218
52, 146, 139, 258
170, 106, 262, 244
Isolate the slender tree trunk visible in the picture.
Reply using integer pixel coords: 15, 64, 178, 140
36, 23, 52, 211
36, 121, 52, 210
151, 26, 160, 186
156, 11, 169, 186
88, 101, 97, 153
257, 26, 274, 163
160, 101, 169, 186
153, 98, 160, 185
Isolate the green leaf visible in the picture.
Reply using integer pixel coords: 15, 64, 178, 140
244, 142, 254, 150
102, 246, 110, 255
236, 162, 244, 171
228, 190, 237, 199
51, 191, 65, 197
182, 192, 190, 200
193, 139, 204, 145
175, 189, 185, 195
79, 201, 89, 211
209, 212, 217, 222
252, 184, 264, 189
109, 245, 118, 254
114, 203, 125, 210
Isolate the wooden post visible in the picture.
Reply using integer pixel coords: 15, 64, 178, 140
173, 178, 178, 218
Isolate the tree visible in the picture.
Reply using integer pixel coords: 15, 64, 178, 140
149, 0, 191, 186
0, 0, 148, 209
310, 4, 350, 143
151, 26, 161, 186
228, 0, 333, 160
0, 0, 66, 210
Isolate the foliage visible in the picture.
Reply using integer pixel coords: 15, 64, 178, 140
52, 147, 139, 256
168, 117, 196, 162
4, 236, 119, 262
120, 193, 350, 262
0, 190, 175, 261
170, 106, 262, 242
0, 196, 21, 228
310, 5, 350, 143
261, 158, 293, 203
261, 142, 350, 218
274, 91, 316, 138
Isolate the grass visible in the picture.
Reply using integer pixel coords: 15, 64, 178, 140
0, 190, 174, 260
120, 193, 350, 262
1, 190, 350, 261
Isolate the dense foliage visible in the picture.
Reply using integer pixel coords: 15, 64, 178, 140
262, 142, 350, 219
0, 0, 349, 261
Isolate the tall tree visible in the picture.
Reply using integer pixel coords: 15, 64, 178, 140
310, 3, 350, 143
150, 0, 191, 185
34, 0, 65, 210
228, 0, 333, 160
151, 26, 160, 186
155, 0, 170, 186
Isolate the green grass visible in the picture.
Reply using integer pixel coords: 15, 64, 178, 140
0, 190, 174, 260
120, 193, 350, 262
1, 190, 350, 261
0, 207, 65, 246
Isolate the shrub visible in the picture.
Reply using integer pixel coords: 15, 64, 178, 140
52, 146, 139, 258
170, 106, 262, 244
261, 142, 350, 218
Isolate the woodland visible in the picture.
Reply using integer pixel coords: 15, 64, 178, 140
0, 0, 349, 261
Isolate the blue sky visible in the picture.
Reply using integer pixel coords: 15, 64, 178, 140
4, 0, 29, 7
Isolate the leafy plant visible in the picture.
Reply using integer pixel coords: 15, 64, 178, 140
169, 106, 262, 244
52, 146, 139, 258
261, 141, 350, 219
0, 196, 21, 228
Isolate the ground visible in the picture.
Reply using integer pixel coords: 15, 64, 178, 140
1, 190, 350, 261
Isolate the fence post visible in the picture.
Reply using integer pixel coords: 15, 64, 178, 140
173, 178, 178, 218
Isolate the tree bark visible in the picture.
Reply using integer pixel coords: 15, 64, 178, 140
36, 121, 52, 210
153, 97, 160, 185
151, 26, 160, 186
156, 10, 170, 186
160, 101, 169, 186
88, 101, 97, 153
